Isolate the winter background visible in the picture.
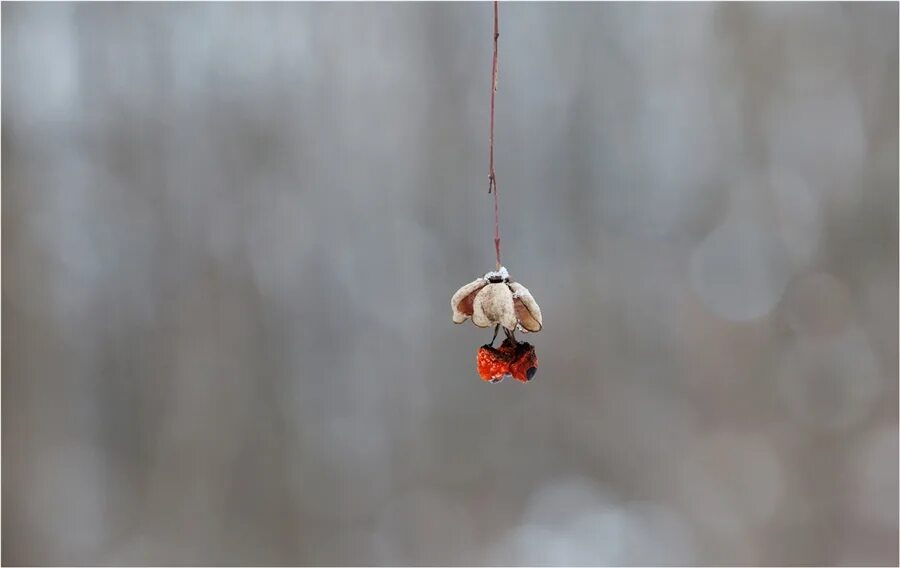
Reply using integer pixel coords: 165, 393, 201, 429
3, 2, 898, 565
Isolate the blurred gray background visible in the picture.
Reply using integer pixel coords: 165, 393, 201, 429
3, 2, 898, 565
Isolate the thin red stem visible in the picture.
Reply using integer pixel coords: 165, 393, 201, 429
488, 0, 501, 270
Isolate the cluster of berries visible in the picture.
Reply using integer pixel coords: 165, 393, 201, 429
477, 338, 538, 383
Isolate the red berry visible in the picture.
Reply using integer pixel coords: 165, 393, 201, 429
477, 345, 510, 383
509, 342, 538, 382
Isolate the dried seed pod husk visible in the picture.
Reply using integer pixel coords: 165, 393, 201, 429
451, 267, 542, 332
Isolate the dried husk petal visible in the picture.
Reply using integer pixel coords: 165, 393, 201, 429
508, 281, 542, 332
472, 283, 518, 330
451, 279, 488, 323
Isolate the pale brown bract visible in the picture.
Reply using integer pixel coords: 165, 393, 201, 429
450, 267, 542, 332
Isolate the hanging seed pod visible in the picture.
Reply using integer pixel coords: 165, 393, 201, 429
452, 3, 543, 385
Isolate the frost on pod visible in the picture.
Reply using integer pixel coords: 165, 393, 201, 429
450, 267, 542, 332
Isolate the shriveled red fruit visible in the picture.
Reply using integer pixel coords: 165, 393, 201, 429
509, 342, 538, 382
477, 345, 510, 383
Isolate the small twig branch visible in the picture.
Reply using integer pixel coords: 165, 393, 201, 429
488, 0, 501, 270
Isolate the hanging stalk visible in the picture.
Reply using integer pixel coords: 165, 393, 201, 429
488, 0, 501, 270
